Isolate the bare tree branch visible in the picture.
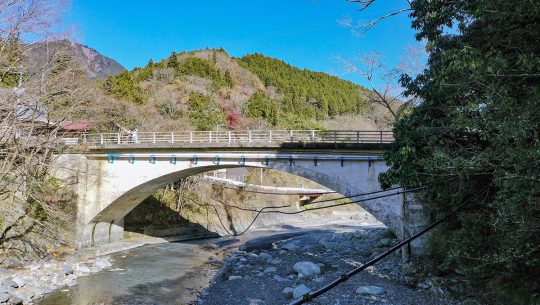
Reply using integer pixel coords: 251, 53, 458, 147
0, 0, 86, 259
343, 0, 412, 33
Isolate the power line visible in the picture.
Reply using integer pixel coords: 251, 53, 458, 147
260, 187, 426, 215
188, 186, 425, 237
287, 184, 492, 305
211, 186, 406, 214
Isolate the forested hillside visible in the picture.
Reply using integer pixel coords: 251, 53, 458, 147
238, 53, 367, 118
96, 49, 383, 131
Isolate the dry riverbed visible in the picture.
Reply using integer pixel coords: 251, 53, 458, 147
199, 226, 459, 305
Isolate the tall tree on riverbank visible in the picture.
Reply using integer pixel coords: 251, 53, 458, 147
0, 0, 90, 259
348, 0, 540, 303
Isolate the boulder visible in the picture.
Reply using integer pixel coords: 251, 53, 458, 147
228, 275, 242, 280
377, 238, 394, 247
293, 262, 321, 278
263, 267, 277, 274
0, 292, 9, 303
208, 257, 220, 263
62, 265, 74, 275
273, 275, 290, 282
77, 263, 91, 274
94, 259, 112, 269
66, 278, 78, 287
281, 242, 298, 251
8, 295, 23, 305
11, 275, 26, 287
13, 288, 33, 300
24, 285, 44, 299
270, 259, 282, 265
258, 253, 272, 262
1, 280, 17, 289
356, 285, 385, 295
7, 295, 23, 305
292, 285, 311, 299
282, 287, 294, 295
0, 285, 13, 294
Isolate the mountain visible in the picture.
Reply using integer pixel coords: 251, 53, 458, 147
25, 40, 125, 79
95, 48, 392, 131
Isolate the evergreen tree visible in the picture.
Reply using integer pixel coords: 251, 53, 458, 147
167, 51, 178, 68
223, 70, 234, 88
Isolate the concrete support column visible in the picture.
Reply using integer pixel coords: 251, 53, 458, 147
402, 192, 430, 258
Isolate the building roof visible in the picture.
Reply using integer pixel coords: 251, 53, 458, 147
60, 120, 93, 131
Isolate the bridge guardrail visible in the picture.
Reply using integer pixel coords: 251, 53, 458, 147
70, 130, 393, 146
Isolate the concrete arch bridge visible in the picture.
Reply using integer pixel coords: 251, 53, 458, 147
52, 130, 425, 250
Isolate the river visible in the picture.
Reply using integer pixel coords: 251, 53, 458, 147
38, 239, 217, 305
37, 220, 398, 305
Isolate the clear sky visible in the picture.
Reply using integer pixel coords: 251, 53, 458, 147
64, 0, 419, 87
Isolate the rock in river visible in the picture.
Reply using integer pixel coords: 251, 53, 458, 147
293, 262, 321, 277
228, 275, 242, 281
356, 285, 385, 295
292, 285, 311, 299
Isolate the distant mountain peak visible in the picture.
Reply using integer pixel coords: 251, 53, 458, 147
26, 40, 126, 79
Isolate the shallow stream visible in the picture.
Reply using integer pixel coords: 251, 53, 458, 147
38, 240, 213, 305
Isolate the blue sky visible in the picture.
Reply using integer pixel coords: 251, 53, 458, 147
65, 0, 419, 87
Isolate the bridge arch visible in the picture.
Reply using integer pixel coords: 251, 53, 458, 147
53, 151, 405, 248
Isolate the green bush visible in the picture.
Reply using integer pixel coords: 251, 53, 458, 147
175, 56, 230, 88
187, 93, 226, 131
102, 71, 146, 104
244, 93, 279, 126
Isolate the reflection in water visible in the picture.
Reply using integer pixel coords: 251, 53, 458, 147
39, 240, 213, 305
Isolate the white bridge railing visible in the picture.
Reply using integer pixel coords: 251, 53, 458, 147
66, 130, 393, 146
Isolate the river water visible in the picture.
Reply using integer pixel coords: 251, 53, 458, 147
37, 220, 376, 305
38, 239, 215, 305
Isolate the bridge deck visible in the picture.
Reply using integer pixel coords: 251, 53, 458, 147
62, 130, 393, 153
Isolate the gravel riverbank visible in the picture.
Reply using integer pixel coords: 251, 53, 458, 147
0, 255, 113, 305
0, 235, 212, 305
199, 226, 458, 305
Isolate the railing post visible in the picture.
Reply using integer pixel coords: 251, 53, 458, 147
356, 131, 360, 144
248, 130, 252, 142
152, 132, 156, 144
380, 131, 383, 144
228, 131, 231, 143
269, 130, 272, 142
189, 131, 193, 143
333, 131, 337, 144
83, 133, 87, 144
171, 132, 174, 143
209, 131, 212, 143
290, 130, 293, 141
100, 133, 104, 145
117, 133, 121, 144
311, 130, 315, 141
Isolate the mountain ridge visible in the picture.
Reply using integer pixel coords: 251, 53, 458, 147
25, 40, 125, 79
